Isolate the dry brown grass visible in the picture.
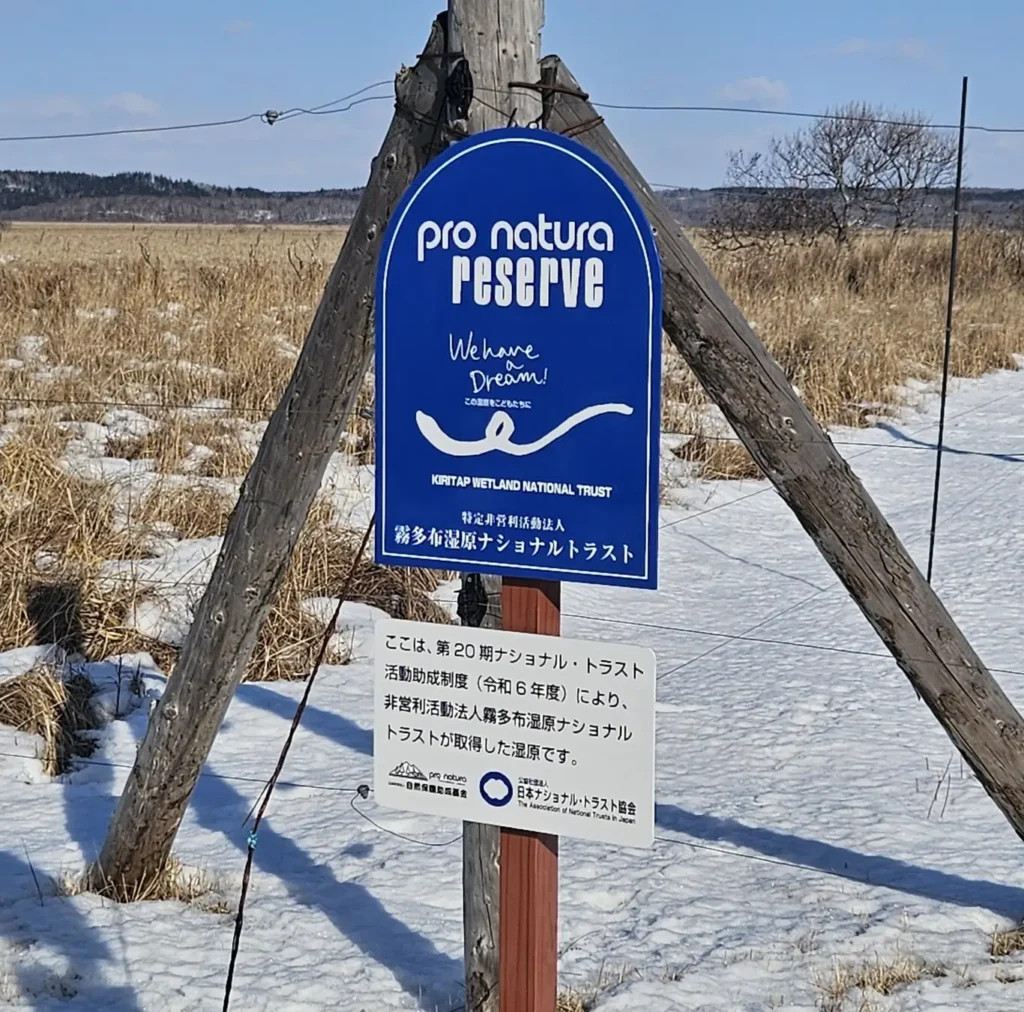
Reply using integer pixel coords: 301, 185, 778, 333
134, 480, 236, 541
0, 665, 97, 775
59, 856, 232, 912
244, 500, 451, 682
557, 965, 639, 1011
816, 954, 946, 1011
0, 221, 1019, 674
672, 427, 763, 481
0, 434, 167, 663
991, 924, 1024, 958
673, 226, 1023, 477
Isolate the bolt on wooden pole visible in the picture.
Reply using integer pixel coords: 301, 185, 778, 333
501, 579, 560, 1012
541, 54, 1024, 845
446, 2, 544, 1009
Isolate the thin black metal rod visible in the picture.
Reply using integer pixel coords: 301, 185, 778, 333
221, 518, 375, 1011
926, 76, 969, 585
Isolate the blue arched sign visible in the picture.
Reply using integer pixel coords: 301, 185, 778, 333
374, 127, 661, 589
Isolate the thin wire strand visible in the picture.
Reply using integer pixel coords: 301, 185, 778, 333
0, 748, 364, 794
274, 81, 393, 120
491, 81, 1024, 133
222, 517, 375, 1012
0, 114, 267, 144
2, 81, 1022, 145
349, 795, 462, 848
0, 82, 393, 143
275, 94, 392, 122
587, 99, 1024, 135
524, 610, 1024, 680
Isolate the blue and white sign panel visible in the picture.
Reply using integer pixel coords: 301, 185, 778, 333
375, 127, 662, 589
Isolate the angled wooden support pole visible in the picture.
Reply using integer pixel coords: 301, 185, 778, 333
540, 54, 1024, 843
92, 17, 453, 890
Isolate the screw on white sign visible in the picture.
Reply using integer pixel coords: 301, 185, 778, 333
373, 618, 656, 849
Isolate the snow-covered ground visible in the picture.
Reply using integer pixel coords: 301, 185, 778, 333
2, 362, 1023, 1010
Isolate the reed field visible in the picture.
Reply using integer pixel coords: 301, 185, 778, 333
0, 220, 1021, 684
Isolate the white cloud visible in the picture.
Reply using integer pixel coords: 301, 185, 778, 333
834, 37, 941, 65
224, 19, 252, 36
715, 76, 789, 108
835, 38, 871, 57
105, 92, 160, 117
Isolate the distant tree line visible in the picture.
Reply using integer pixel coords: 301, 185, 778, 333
0, 170, 363, 224
0, 161, 1019, 232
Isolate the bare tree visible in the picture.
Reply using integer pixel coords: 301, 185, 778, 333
708, 102, 958, 248
706, 150, 831, 253
867, 112, 959, 231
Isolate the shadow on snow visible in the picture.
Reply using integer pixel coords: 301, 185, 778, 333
656, 803, 1024, 920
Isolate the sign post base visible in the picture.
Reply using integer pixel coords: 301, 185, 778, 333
500, 827, 558, 1012
500, 577, 560, 1012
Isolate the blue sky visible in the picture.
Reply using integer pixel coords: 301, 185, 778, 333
0, 1, 1020, 190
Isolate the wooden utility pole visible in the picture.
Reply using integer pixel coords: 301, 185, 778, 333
447, 3, 544, 1010
540, 55, 1024, 842
91, 19, 454, 889
458, 575, 502, 1012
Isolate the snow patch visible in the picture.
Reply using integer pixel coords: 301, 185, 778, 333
102, 407, 160, 441
15, 334, 47, 363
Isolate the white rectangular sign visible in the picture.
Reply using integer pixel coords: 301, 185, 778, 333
373, 618, 655, 848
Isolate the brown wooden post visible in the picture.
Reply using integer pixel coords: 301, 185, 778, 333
446, 2, 544, 1009
90, 19, 453, 891
459, 577, 502, 1012
500, 578, 559, 1012
540, 54, 1024, 844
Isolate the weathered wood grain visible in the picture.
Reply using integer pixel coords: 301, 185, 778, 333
93, 19, 453, 888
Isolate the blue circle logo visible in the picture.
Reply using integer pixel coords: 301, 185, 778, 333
479, 771, 513, 807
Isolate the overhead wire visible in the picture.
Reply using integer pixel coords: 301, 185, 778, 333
0, 81, 394, 143
2, 80, 1023, 144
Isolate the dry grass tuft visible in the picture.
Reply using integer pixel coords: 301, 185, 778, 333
0, 665, 98, 775
0, 434, 173, 664
135, 480, 236, 540
816, 954, 946, 1011
244, 500, 451, 682
991, 924, 1024, 958
557, 966, 639, 1011
672, 429, 762, 481
61, 857, 232, 912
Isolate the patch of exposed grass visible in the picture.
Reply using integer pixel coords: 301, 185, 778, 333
672, 428, 762, 481
0, 434, 166, 661
135, 480, 236, 541
991, 924, 1024, 958
816, 954, 946, 1011
557, 966, 639, 1011
0, 665, 97, 775
244, 500, 450, 682
61, 857, 232, 913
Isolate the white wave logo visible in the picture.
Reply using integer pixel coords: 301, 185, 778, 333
415, 404, 632, 457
